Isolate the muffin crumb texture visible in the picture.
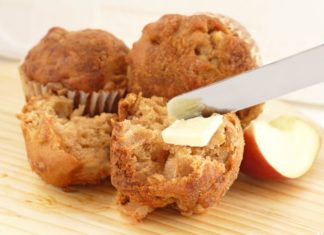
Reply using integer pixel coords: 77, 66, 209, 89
18, 95, 116, 187
111, 94, 244, 220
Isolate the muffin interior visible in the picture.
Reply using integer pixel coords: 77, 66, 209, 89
117, 95, 235, 181
20, 95, 116, 185
22, 96, 114, 161
111, 94, 244, 220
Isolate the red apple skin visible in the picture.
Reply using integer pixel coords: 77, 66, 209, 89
241, 126, 287, 180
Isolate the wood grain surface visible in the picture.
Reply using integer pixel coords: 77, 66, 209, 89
0, 60, 323, 235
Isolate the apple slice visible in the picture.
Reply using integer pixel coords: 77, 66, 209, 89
241, 116, 321, 180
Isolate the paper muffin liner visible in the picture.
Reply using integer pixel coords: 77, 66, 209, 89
19, 67, 125, 116
197, 12, 262, 67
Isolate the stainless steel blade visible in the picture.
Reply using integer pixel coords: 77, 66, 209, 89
169, 44, 324, 118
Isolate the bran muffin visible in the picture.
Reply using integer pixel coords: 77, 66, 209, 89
18, 95, 116, 187
127, 14, 262, 128
20, 27, 129, 115
110, 93, 244, 220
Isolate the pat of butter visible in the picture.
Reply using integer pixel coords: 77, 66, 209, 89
162, 115, 223, 147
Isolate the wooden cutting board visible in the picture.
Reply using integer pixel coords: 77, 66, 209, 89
0, 60, 323, 235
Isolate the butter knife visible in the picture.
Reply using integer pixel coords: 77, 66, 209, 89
168, 44, 324, 119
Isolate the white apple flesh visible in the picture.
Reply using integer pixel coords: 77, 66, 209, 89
241, 116, 321, 180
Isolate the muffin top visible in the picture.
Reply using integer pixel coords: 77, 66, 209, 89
127, 14, 257, 99
22, 27, 129, 92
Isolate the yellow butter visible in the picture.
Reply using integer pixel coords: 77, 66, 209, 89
162, 115, 223, 147
167, 97, 205, 120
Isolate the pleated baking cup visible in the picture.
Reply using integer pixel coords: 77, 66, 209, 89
19, 68, 125, 115
197, 12, 262, 66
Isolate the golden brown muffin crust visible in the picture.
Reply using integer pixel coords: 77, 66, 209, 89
127, 14, 256, 99
22, 27, 129, 92
110, 94, 244, 220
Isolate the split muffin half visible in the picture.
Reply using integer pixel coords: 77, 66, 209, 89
18, 95, 116, 187
110, 93, 244, 220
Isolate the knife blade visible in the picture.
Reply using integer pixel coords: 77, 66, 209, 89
167, 44, 324, 119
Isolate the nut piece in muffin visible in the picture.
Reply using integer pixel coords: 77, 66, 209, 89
127, 14, 262, 128
20, 27, 129, 114
18, 95, 116, 188
110, 93, 244, 220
